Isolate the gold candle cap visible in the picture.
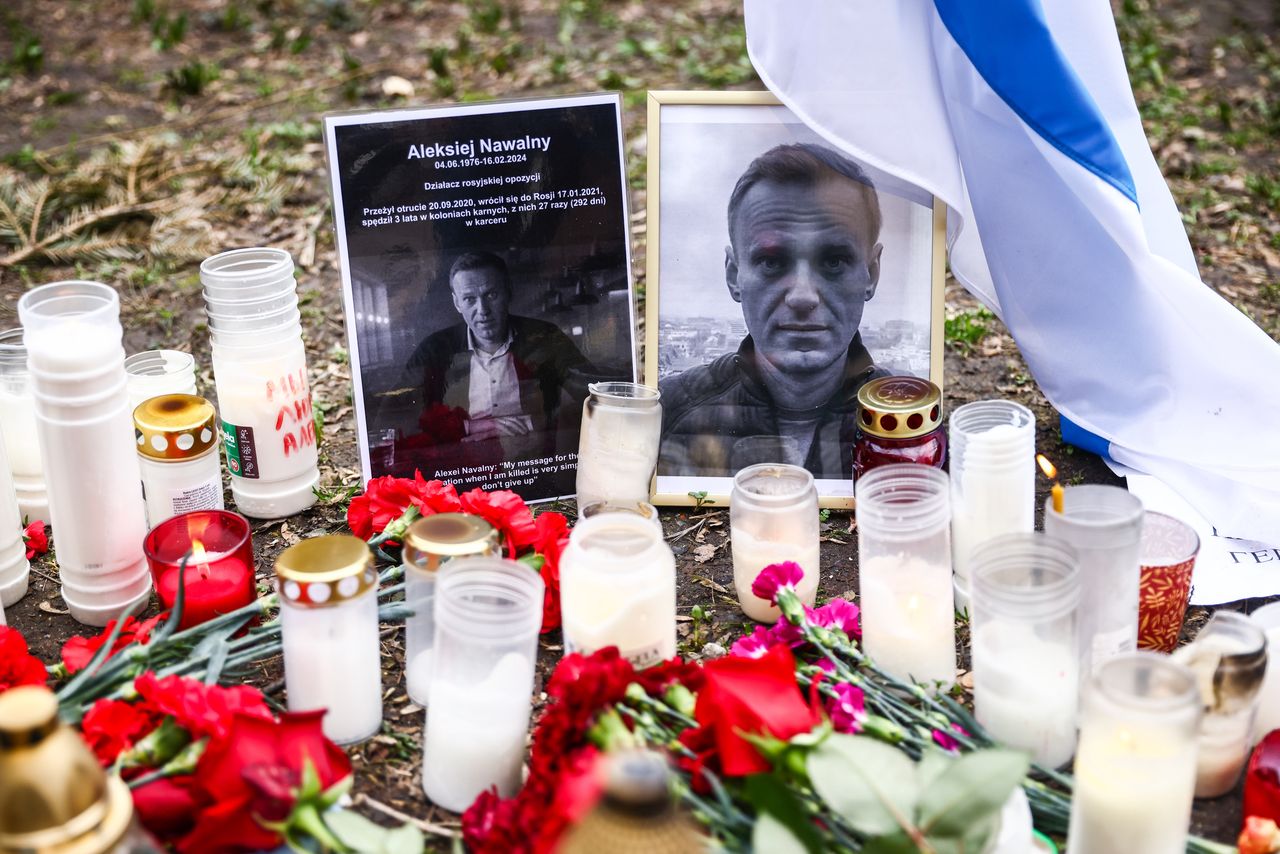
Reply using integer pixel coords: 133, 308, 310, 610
856, 376, 943, 439
403, 514, 500, 573
275, 534, 376, 608
0, 686, 134, 854
134, 394, 219, 461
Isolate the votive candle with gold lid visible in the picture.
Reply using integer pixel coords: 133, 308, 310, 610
277, 534, 381, 745
134, 394, 224, 528
400, 513, 501, 706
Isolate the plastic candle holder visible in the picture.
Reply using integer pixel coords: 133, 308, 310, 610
0, 328, 47, 524
575, 382, 662, 508
730, 464, 820, 622
143, 510, 255, 629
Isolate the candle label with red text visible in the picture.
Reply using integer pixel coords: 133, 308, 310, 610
221, 422, 260, 479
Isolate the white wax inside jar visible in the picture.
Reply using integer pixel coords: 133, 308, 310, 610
282, 593, 383, 745
1254, 626, 1280, 743
0, 433, 29, 605
0, 387, 43, 480
139, 454, 224, 528
561, 567, 676, 667
575, 403, 661, 507
212, 352, 318, 478
731, 530, 820, 622
1069, 727, 1197, 853
403, 569, 437, 706
406, 648, 434, 706
1195, 708, 1253, 798
972, 623, 1078, 767
951, 424, 1033, 588
422, 652, 533, 812
860, 554, 955, 685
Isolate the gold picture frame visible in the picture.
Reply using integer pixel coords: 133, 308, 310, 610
644, 90, 946, 509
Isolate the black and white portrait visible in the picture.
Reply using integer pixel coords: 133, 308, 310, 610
325, 95, 637, 501
646, 93, 943, 505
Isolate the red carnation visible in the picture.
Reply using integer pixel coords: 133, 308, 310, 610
460, 488, 537, 553
133, 776, 199, 841
0, 626, 48, 693
23, 519, 48, 559
346, 473, 462, 539
134, 672, 273, 742
418, 403, 468, 444
81, 697, 164, 765
61, 613, 167, 675
531, 511, 570, 632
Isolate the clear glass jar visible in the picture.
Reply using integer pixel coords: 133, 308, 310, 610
1043, 485, 1144, 674
730, 464, 820, 622
1068, 652, 1201, 854
970, 533, 1080, 768
18, 282, 150, 626
201, 248, 318, 519
948, 400, 1035, 611
0, 432, 29, 609
123, 350, 197, 411
853, 376, 946, 481
856, 464, 955, 686
0, 328, 47, 523
560, 511, 676, 667
576, 382, 662, 508
579, 499, 663, 531
1172, 610, 1267, 797
400, 513, 501, 706
277, 535, 382, 745
423, 557, 543, 812
134, 394, 224, 528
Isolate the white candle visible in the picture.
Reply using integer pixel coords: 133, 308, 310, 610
972, 622, 1077, 767
575, 383, 662, 508
0, 432, 29, 608
1195, 709, 1253, 797
860, 554, 955, 685
0, 373, 47, 524
1251, 603, 1280, 744
730, 531, 820, 622
422, 652, 532, 812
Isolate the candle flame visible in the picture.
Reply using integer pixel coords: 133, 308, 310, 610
907, 594, 920, 613
191, 539, 209, 562
1036, 454, 1057, 480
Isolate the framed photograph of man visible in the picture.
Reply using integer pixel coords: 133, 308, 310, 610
645, 91, 945, 508
324, 93, 638, 502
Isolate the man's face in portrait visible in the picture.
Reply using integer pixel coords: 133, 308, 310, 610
726, 177, 882, 377
451, 267, 512, 350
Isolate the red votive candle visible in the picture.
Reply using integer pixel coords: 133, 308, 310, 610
143, 510, 256, 629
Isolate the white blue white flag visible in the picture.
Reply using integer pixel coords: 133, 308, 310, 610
745, 0, 1280, 543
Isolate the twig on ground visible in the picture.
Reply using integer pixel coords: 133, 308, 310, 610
353, 793, 458, 838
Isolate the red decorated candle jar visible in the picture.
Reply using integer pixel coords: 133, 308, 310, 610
853, 376, 946, 481
143, 509, 256, 628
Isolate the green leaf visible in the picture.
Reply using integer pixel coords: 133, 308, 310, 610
807, 734, 918, 837
916, 748, 1029, 839
860, 832, 921, 854
326, 809, 390, 851
384, 822, 425, 854
915, 748, 953, 792
743, 774, 824, 854
752, 811, 810, 854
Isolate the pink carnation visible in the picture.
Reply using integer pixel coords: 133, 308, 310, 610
751, 562, 805, 605
730, 626, 776, 659
932, 723, 969, 753
827, 683, 867, 734
809, 599, 861, 639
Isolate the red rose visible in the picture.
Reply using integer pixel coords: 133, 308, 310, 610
61, 613, 166, 675
134, 672, 273, 742
178, 710, 352, 854
634, 656, 706, 697
81, 698, 164, 765
0, 626, 48, 693
694, 644, 820, 776
346, 473, 462, 539
531, 511, 570, 632
23, 519, 48, 559
132, 775, 199, 841
460, 488, 537, 553
419, 403, 468, 444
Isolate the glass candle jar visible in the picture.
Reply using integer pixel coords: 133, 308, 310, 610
0, 433, 30, 609
201, 248, 318, 519
1068, 652, 1201, 854
948, 400, 1035, 612
423, 557, 544, 812
277, 535, 381, 745
579, 499, 663, 531
730, 464, 820, 622
1250, 601, 1280, 744
124, 350, 197, 412
143, 510, 255, 629
1172, 611, 1267, 798
853, 376, 946, 481
576, 382, 662, 508
400, 513, 501, 706
0, 328, 48, 523
560, 511, 677, 667
1044, 485, 1144, 675
970, 533, 1080, 768
856, 464, 955, 686
134, 394, 224, 528
19, 281, 150, 627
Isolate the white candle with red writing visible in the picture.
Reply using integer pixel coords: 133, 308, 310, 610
201, 249, 319, 519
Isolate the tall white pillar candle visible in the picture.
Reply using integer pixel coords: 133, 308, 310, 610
0, 432, 30, 608
0, 329, 48, 523
1251, 602, 1280, 744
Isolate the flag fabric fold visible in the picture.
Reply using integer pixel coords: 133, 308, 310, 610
745, 0, 1280, 542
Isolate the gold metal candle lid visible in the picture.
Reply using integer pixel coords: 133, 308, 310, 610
0, 686, 134, 854
134, 394, 219, 461
856, 376, 943, 439
403, 514, 500, 573
276, 534, 376, 608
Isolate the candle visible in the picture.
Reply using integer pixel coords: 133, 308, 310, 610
1067, 653, 1201, 854
730, 464, 821, 622
560, 512, 677, 667
277, 535, 382, 745
0, 328, 47, 523
135, 394, 225, 529
856, 466, 955, 687
423, 558, 543, 813
124, 350, 197, 410
1252, 603, 1280, 743
0, 433, 30, 609
144, 510, 255, 629
575, 383, 662, 509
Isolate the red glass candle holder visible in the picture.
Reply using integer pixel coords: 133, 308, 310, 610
143, 510, 256, 629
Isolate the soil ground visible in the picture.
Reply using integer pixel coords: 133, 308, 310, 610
1, 0, 1278, 847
